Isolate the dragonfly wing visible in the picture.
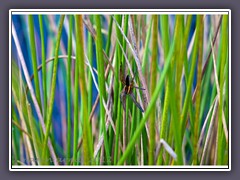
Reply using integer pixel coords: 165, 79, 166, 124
120, 89, 126, 112
129, 92, 144, 113
132, 86, 145, 91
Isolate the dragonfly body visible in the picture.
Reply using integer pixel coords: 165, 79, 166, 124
124, 75, 133, 94
120, 64, 145, 113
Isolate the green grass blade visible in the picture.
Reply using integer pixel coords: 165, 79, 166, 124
67, 15, 73, 164
28, 15, 42, 109
76, 15, 93, 165
181, 21, 200, 140
149, 15, 158, 165
42, 15, 65, 164
193, 15, 204, 165
38, 15, 47, 119
72, 15, 80, 165
142, 18, 153, 74
95, 15, 111, 165
217, 15, 228, 165
117, 39, 175, 165
157, 15, 170, 165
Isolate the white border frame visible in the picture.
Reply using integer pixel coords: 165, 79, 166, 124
9, 9, 231, 171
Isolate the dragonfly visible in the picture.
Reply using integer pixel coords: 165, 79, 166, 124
120, 63, 145, 113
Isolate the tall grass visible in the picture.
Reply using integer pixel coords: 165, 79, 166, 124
11, 13, 229, 166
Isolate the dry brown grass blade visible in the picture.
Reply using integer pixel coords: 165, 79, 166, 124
211, 40, 228, 143
12, 120, 32, 140
78, 45, 116, 154
83, 16, 115, 74
116, 37, 150, 140
192, 15, 223, 102
12, 90, 36, 165
200, 100, 218, 165
12, 23, 58, 165
155, 139, 177, 164
197, 96, 217, 150
112, 15, 149, 110
128, 15, 150, 108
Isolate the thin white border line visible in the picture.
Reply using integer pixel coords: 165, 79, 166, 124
9, 9, 231, 171
11, 12, 229, 15
9, 9, 12, 172
11, 165, 229, 172
12, 165, 229, 168
10, 9, 230, 12
11, 169, 229, 172
10, 9, 230, 15
228, 10, 231, 171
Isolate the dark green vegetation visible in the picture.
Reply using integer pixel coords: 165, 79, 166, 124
11, 14, 229, 166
